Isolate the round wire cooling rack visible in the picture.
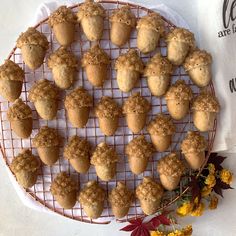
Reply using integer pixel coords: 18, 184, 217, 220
0, 1, 217, 224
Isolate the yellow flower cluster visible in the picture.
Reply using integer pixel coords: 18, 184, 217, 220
205, 174, 216, 188
190, 202, 205, 217
209, 195, 218, 210
220, 169, 233, 184
201, 186, 212, 197
208, 163, 215, 174
176, 201, 193, 217
150, 225, 192, 236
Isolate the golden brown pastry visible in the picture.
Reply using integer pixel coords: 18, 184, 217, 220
192, 92, 220, 132
165, 80, 193, 120
147, 114, 175, 152
82, 45, 110, 87
109, 6, 136, 46
157, 152, 185, 191
115, 49, 144, 92
10, 149, 39, 188
47, 47, 78, 89
95, 96, 121, 136
28, 79, 58, 120
0, 60, 24, 102
64, 135, 91, 173
136, 13, 164, 53
32, 126, 60, 166
48, 6, 77, 46
181, 131, 207, 170
50, 172, 77, 209
78, 181, 105, 219
123, 93, 151, 133
136, 177, 164, 215
64, 87, 92, 128
90, 142, 119, 181
16, 27, 49, 70
166, 27, 195, 66
7, 99, 32, 138
77, 0, 106, 41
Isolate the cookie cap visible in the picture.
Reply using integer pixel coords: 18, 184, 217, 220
64, 135, 90, 160
157, 152, 185, 177
64, 87, 92, 110
50, 172, 77, 197
136, 177, 164, 202
90, 142, 119, 166
95, 96, 121, 119
0, 60, 24, 82
165, 80, 193, 101
147, 114, 175, 136
115, 49, 144, 73
16, 27, 49, 50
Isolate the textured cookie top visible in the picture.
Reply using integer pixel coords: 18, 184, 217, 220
81, 45, 110, 67
181, 131, 207, 154
32, 126, 60, 147
192, 92, 220, 112
136, 177, 164, 202
165, 80, 193, 101
64, 135, 90, 160
95, 96, 121, 118
77, 0, 106, 21
115, 49, 144, 73
48, 47, 78, 69
183, 49, 213, 71
109, 6, 136, 27
90, 142, 119, 166
10, 149, 39, 174
136, 12, 164, 35
157, 153, 185, 177
50, 172, 77, 197
0, 60, 24, 81
144, 53, 173, 77
28, 79, 58, 102
78, 181, 105, 205
147, 114, 175, 136
125, 135, 154, 159
109, 182, 134, 207
123, 93, 151, 114
64, 87, 92, 110
48, 6, 77, 27
16, 27, 49, 50
7, 99, 32, 121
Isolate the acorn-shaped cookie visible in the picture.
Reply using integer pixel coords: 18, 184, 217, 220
144, 53, 173, 97
64, 135, 91, 174
109, 6, 136, 46
77, 0, 105, 41
82, 45, 110, 87
64, 87, 92, 128
136, 177, 164, 215
16, 27, 49, 70
0, 60, 24, 102
95, 96, 121, 136
181, 131, 207, 170
28, 79, 58, 120
10, 149, 39, 188
48, 6, 77, 46
7, 99, 32, 138
32, 126, 60, 166
115, 49, 144, 92
184, 49, 212, 87
192, 92, 220, 132
125, 135, 154, 175
109, 182, 134, 218
166, 27, 195, 66
47, 47, 78, 89
123, 93, 151, 133
165, 80, 193, 120
136, 13, 164, 54
147, 114, 175, 152
90, 142, 119, 181
157, 153, 185, 191
50, 172, 77, 209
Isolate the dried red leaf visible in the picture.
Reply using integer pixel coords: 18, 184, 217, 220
217, 179, 233, 190
157, 214, 171, 225
189, 176, 201, 202
208, 153, 227, 168
144, 221, 158, 231
120, 224, 138, 232
129, 218, 143, 225
131, 227, 142, 236
213, 185, 223, 197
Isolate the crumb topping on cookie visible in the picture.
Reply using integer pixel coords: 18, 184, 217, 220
0, 60, 24, 81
